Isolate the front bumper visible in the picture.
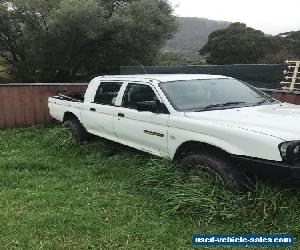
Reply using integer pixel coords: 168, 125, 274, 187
231, 155, 300, 183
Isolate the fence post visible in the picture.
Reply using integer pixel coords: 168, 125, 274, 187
290, 61, 300, 91
281, 61, 300, 91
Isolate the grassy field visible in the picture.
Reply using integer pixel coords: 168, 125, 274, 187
0, 125, 300, 249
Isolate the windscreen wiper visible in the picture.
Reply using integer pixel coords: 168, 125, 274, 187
257, 99, 278, 105
195, 102, 246, 112
257, 99, 268, 105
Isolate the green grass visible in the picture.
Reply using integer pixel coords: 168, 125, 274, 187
0, 125, 300, 249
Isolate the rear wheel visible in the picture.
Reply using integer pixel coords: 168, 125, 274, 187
180, 152, 254, 193
63, 119, 90, 142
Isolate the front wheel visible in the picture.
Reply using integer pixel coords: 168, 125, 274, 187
180, 152, 254, 193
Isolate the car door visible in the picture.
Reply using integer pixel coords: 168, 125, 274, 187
113, 82, 169, 156
81, 81, 123, 139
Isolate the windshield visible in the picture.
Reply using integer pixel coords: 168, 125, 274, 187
160, 78, 275, 111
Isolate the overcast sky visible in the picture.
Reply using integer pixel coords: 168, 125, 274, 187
168, 0, 300, 35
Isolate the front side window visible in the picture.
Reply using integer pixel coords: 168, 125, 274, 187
94, 82, 122, 105
160, 79, 275, 111
122, 83, 158, 109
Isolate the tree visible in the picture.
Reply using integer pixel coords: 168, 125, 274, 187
278, 31, 300, 60
256, 31, 300, 63
199, 23, 279, 65
0, 0, 176, 82
155, 51, 205, 66
0, 57, 12, 83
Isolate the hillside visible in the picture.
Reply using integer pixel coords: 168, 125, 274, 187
165, 17, 230, 59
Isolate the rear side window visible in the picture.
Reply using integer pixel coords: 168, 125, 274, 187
94, 82, 122, 105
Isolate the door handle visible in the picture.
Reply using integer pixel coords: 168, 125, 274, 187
118, 113, 125, 118
90, 108, 96, 112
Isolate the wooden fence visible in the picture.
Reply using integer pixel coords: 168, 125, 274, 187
0, 84, 300, 129
262, 88, 300, 105
0, 84, 87, 128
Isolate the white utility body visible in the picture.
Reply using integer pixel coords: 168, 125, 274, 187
48, 74, 300, 191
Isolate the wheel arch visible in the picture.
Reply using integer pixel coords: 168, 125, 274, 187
173, 140, 230, 162
63, 112, 79, 122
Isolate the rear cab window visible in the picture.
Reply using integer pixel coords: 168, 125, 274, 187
94, 82, 123, 105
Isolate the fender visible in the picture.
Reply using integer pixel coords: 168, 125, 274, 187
168, 119, 284, 162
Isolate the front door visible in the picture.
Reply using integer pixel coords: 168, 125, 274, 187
113, 82, 169, 156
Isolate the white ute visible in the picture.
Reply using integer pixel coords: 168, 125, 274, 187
48, 74, 300, 192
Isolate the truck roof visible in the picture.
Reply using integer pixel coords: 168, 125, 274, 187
98, 74, 230, 83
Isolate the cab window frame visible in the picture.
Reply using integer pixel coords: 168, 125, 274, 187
121, 82, 159, 110
93, 81, 123, 106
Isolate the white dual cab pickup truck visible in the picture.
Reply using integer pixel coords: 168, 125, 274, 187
49, 74, 300, 192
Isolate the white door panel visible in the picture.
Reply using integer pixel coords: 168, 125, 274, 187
113, 82, 170, 156
81, 81, 123, 138
81, 103, 115, 137
114, 107, 169, 155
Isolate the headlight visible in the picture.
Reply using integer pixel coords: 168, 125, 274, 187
279, 141, 300, 164
279, 142, 289, 158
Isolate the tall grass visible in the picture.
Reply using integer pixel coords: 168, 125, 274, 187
43, 126, 300, 233
1, 125, 300, 248
137, 160, 298, 223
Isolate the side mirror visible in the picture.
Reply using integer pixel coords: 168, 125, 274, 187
136, 101, 169, 114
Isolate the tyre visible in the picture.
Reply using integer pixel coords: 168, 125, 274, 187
63, 119, 90, 142
180, 152, 254, 193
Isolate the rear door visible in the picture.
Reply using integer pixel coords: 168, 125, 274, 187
113, 82, 169, 156
81, 81, 123, 139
